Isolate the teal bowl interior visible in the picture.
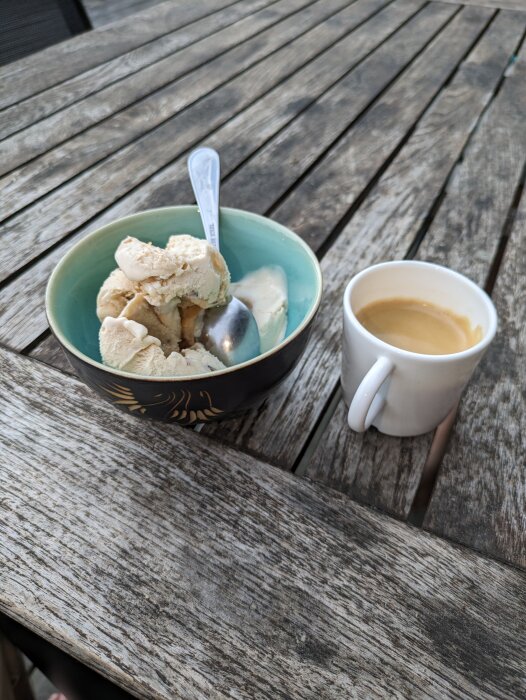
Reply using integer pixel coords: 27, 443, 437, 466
48, 206, 322, 369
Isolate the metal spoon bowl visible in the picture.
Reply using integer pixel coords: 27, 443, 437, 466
187, 147, 260, 366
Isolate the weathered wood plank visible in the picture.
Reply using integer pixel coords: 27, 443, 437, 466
440, 0, 526, 11
301, 10, 526, 522
0, 0, 390, 237
0, 347, 525, 699
268, 6, 520, 250
0, 0, 275, 142
424, 206, 526, 566
415, 51, 526, 287
0, 1, 451, 355
0, 0, 408, 289
28, 334, 73, 375
202, 5, 514, 465
301, 390, 434, 518
0, 0, 237, 110
418, 70, 526, 568
83, 0, 166, 28
0, 0, 322, 180
216, 1, 457, 215
21, 1, 451, 370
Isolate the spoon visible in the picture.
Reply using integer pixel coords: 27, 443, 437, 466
187, 147, 260, 366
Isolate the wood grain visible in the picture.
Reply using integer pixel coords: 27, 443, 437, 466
416, 45, 526, 286
419, 60, 526, 568
0, 0, 404, 305
302, 391, 434, 518
202, 5, 511, 466
301, 9, 526, 524
4, 1, 438, 362
0, 0, 237, 110
0, 0, 386, 265
424, 198, 526, 567
440, 0, 526, 11
84, 0, 167, 27
273, 6, 525, 249
0, 0, 275, 142
0, 0, 320, 179
217, 0, 456, 214
0, 347, 525, 698
28, 335, 73, 376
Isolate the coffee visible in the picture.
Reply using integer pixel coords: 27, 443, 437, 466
356, 297, 482, 355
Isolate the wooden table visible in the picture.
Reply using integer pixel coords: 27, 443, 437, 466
1, 0, 525, 697
82, 0, 166, 28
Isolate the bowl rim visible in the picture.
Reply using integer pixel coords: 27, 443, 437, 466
46, 205, 323, 382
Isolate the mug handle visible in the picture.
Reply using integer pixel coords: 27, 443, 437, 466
347, 357, 394, 432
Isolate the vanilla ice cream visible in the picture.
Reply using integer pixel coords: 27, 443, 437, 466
99, 234, 229, 377
96, 268, 136, 321
98, 234, 289, 378
115, 235, 230, 308
231, 266, 288, 353
120, 294, 181, 355
100, 317, 225, 376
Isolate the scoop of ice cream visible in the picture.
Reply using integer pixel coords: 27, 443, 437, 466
99, 316, 161, 370
100, 317, 225, 377
120, 294, 181, 355
114, 237, 175, 281
115, 235, 230, 308
179, 343, 225, 374
230, 266, 288, 353
96, 268, 136, 321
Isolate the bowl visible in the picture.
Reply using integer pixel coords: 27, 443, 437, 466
46, 206, 322, 425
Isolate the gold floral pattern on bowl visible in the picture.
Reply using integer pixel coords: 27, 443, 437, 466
99, 383, 223, 424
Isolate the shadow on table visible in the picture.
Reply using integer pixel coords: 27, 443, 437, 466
0, 613, 134, 700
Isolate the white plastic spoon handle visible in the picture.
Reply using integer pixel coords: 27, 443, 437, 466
188, 147, 221, 251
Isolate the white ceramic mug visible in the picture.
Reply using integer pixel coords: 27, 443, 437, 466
342, 261, 497, 436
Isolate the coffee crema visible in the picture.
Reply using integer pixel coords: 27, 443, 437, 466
356, 297, 482, 355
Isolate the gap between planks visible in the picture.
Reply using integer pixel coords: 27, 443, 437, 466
23, 0, 456, 362
0, 0, 394, 243
0, 346, 525, 699
3, 4, 524, 548
0, 0, 281, 143
0, 0, 421, 298
0, 0, 246, 110
27, 0, 490, 516
439, 0, 526, 13
0, 0, 325, 180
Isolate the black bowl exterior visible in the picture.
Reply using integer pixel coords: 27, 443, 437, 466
57, 320, 314, 426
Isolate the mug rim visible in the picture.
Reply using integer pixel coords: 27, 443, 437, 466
343, 260, 498, 362
46, 205, 323, 382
